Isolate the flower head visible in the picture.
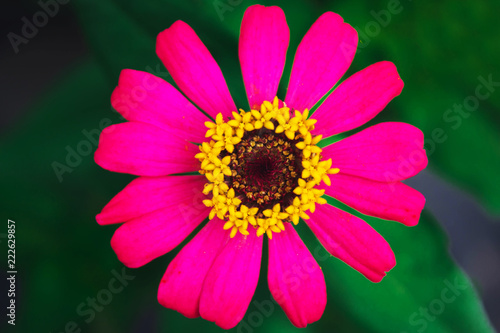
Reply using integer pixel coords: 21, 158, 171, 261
95, 4, 427, 329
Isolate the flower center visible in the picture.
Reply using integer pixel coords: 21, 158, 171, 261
230, 131, 303, 209
196, 97, 339, 239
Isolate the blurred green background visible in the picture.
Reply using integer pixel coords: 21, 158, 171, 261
1, 0, 499, 332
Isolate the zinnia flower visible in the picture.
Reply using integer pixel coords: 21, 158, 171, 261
95, 4, 427, 329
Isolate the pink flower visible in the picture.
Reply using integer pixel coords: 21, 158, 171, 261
94, 5, 427, 329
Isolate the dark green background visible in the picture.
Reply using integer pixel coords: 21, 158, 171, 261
1, 0, 499, 332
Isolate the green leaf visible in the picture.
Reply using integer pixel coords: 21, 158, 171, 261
361, 0, 500, 214
292, 199, 495, 333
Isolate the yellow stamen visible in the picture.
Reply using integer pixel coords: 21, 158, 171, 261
197, 97, 340, 239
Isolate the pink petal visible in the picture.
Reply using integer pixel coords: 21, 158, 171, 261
158, 218, 229, 318
285, 12, 358, 111
312, 61, 404, 137
268, 224, 326, 328
94, 122, 199, 176
111, 69, 209, 143
319, 174, 425, 226
110, 192, 210, 268
305, 204, 395, 282
199, 231, 263, 329
156, 21, 236, 119
239, 5, 289, 109
96, 175, 206, 225
323, 122, 428, 182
